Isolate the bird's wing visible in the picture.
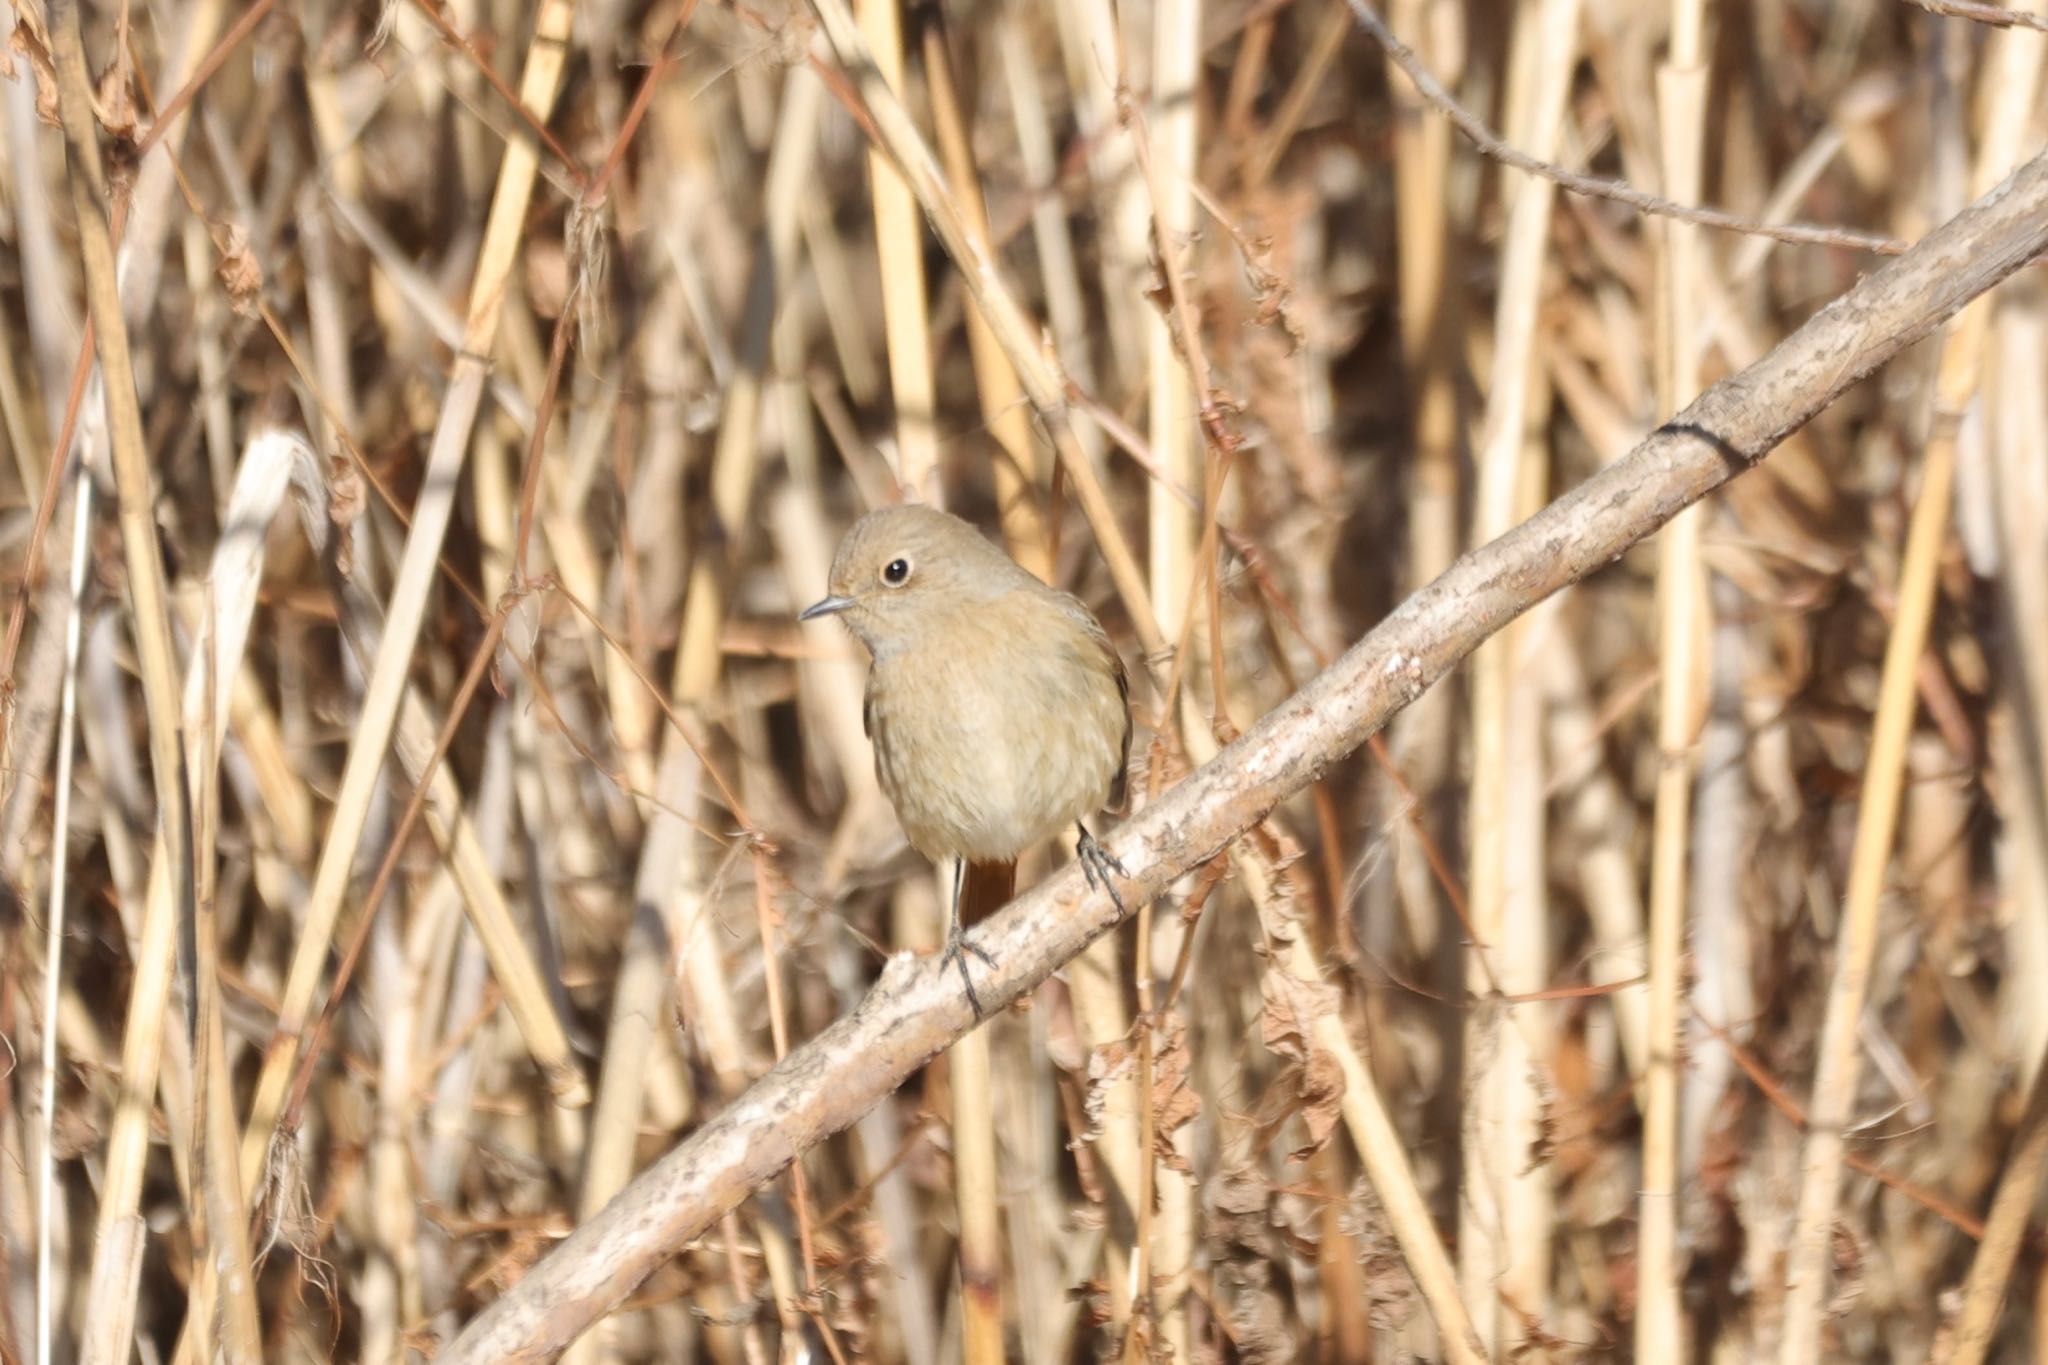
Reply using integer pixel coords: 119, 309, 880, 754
1064, 592, 1132, 813
1108, 644, 1131, 812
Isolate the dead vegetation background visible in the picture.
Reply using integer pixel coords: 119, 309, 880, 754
1, 0, 2046, 1359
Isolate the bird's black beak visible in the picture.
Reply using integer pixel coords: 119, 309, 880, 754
799, 594, 854, 622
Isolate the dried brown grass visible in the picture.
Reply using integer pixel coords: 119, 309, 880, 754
2, 0, 2046, 1359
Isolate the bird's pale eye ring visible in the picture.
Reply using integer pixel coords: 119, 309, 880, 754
881, 557, 912, 586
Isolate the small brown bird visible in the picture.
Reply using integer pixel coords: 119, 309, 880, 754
801, 504, 1131, 1013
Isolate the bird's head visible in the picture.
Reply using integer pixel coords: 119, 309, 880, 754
799, 504, 1028, 656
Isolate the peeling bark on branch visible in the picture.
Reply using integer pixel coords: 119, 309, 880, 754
444, 147, 2048, 1364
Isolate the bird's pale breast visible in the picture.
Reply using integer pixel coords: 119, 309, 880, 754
865, 589, 1125, 863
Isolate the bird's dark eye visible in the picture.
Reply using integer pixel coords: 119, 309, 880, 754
881, 558, 912, 586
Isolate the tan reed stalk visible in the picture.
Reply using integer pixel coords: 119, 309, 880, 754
1975, 87, 2048, 1094
922, 21, 1052, 577
1459, 0, 1578, 1347
241, 438, 590, 1172
995, 12, 1104, 468
363, 891, 438, 1362
1383, 0, 1466, 962
1638, 0, 1710, 1355
1142, 5, 1201, 1355
1148, 0, 1202, 656
799, 198, 882, 410
1777, 17, 2046, 1356
1243, 1, 1352, 187
1540, 645, 1650, 1077
856, 0, 942, 502
0, 305, 44, 497
1220, 10, 1273, 146
188, 630, 263, 1365
1274, 894, 1493, 1365
37, 420, 92, 1365
1934, 1042, 2048, 1363
566, 753, 701, 1365
1050, 0, 1150, 383
46, 2, 204, 1353
951, 978, 1006, 1364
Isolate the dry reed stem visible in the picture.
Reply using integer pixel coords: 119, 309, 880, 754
854, 0, 941, 501
1777, 16, 2046, 1356
1138, 0, 1202, 1354
46, 2, 202, 1352
191, 749, 264, 1365
1383, 0, 1465, 962
440, 138, 2048, 1365
1932, 1049, 2048, 1364
922, 20, 1051, 577
1052, 0, 1151, 391
36, 456, 91, 1365
950, 1016, 1004, 1365
1638, 0, 1710, 1355
1243, 1, 1350, 189
1461, 0, 1576, 1344
995, 12, 1104, 470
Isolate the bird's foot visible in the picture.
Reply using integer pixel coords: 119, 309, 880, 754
940, 931, 997, 1018
1076, 827, 1129, 918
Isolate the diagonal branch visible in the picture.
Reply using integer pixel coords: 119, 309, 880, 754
441, 146, 2048, 1365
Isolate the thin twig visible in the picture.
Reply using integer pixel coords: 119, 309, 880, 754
1346, 0, 1908, 254
1906, 0, 2048, 31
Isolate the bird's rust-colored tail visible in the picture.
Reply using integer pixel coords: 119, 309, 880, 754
959, 858, 1018, 930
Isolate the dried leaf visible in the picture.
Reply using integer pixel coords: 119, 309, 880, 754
1147, 1012, 1201, 1173
93, 51, 136, 142
7, 14, 59, 125
1337, 1179, 1419, 1333
1288, 1045, 1345, 1162
1083, 1015, 1201, 1174
1260, 968, 1338, 1065
327, 455, 362, 579
1205, 1163, 1291, 1365
1080, 1035, 1134, 1147
216, 223, 265, 318
1247, 827, 1311, 944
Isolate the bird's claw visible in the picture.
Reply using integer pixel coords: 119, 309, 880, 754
940, 933, 997, 1018
1076, 829, 1129, 918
